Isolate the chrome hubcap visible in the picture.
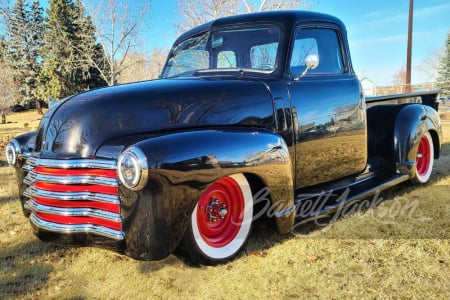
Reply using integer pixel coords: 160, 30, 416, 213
206, 198, 228, 221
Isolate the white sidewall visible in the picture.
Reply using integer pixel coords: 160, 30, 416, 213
191, 174, 253, 260
415, 132, 434, 183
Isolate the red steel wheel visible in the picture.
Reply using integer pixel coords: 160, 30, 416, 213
413, 131, 434, 184
185, 174, 253, 264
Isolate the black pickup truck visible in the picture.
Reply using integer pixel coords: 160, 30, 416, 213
6, 11, 442, 264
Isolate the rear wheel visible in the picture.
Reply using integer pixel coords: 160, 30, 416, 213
412, 131, 434, 184
181, 174, 253, 265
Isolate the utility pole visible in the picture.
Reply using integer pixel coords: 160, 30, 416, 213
406, 0, 413, 92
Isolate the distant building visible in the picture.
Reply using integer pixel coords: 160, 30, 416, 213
360, 77, 377, 96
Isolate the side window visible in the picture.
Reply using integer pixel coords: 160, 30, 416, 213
217, 51, 236, 68
290, 28, 344, 76
250, 42, 278, 70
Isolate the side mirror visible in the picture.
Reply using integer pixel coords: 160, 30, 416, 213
305, 54, 319, 70
294, 54, 319, 81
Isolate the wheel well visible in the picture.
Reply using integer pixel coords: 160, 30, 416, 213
429, 129, 440, 159
243, 173, 277, 228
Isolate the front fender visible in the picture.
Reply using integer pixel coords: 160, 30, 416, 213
394, 104, 442, 177
120, 128, 294, 260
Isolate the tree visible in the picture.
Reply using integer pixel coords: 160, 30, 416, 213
39, 0, 107, 100
416, 48, 444, 82
437, 31, 450, 97
85, 0, 151, 86
1, 0, 45, 113
0, 40, 19, 124
149, 48, 169, 79
176, 0, 316, 32
116, 53, 152, 84
392, 65, 406, 85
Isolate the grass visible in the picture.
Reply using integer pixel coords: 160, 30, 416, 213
0, 114, 449, 299
0, 110, 45, 151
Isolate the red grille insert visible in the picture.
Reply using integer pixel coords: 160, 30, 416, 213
34, 167, 117, 178
34, 197, 120, 213
36, 212, 122, 231
34, 181, 118, 195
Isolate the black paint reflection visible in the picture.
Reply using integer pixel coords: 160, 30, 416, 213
35, 78, 274, 159
289, 75, 367, 187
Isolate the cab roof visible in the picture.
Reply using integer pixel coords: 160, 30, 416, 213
174, 10, 346, 43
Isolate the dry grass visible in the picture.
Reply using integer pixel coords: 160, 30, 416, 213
0, 110, 45, 151
0, 117, 449, 299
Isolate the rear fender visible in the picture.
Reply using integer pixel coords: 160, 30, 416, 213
394, 104, 442, 177
120, 128, 294, 260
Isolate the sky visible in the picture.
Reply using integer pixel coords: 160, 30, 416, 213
145, 0, 450, 86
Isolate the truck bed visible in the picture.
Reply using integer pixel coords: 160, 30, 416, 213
366, 90, 440, 111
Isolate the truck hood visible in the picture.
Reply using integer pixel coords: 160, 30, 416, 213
34, 78, 274, 158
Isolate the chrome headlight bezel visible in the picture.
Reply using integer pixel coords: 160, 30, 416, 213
117, 147, 148, 191
5, 139, 21, 166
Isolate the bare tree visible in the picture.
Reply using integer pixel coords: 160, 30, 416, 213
116, 53, 152, 84
85, 0, 151, 86
0, 59, 19, 124
149, 48, 169, 79
392, 65, 407, 85
416, 47, 445, 82
176, 0, 316, 32
116, 48, 169, 83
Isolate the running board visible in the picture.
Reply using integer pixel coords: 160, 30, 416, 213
290, 174, 410, 220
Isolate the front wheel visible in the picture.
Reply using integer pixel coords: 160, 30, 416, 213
412, 131, 434, 184
181, 174, 253, 265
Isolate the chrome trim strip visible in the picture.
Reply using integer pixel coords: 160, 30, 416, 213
27, 199, 122, 222
24, 186, 120, 204
26, 157, 117, 170
29, 212, 125, 240
25, 171, 118, 187
21, 151, 32, 159
22, 164, 34, 172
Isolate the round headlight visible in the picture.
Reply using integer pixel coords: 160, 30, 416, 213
5, 139, 21, 166
117, 147, 148, 190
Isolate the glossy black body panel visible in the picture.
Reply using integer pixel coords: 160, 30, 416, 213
366, 92, 443, 175
289, 75, 366, 188
34, 78, 274, 159
119, 129, 293, 259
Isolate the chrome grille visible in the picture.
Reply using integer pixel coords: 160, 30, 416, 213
23, 157, 124, 240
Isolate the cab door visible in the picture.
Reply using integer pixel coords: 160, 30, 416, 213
287, 25, 367, 189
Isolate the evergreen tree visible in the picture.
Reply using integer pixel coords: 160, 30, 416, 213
39, 0, 106, 100
437, 31, 450, 97
5, 0, 44, 113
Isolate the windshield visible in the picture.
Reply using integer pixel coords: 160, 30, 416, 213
161, 25, 280, 78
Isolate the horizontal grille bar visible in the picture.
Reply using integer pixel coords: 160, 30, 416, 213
26, 157, 117, 169
34, 182, 118, 195
33, 197, 120, 213
34, 211, 121, 231
25, 171, 118, 187
24, 186, 120, 204
29, 212, 124, 240
23, 164, 33, 172
26, 199, 122, 222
